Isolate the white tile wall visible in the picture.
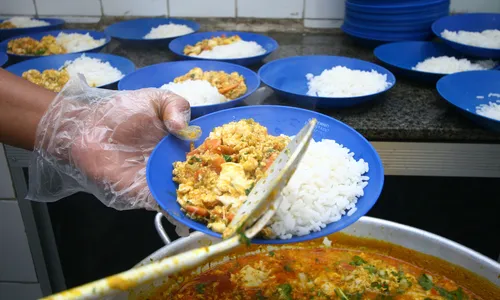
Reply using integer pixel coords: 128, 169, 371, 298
305, 0, 344, 19
237, 0, 303, 19
102, 0, 168, 16
35, 0, 102, 16
169, 0, 235, 17
0, 0, 36, 15
2, 0, 500, 25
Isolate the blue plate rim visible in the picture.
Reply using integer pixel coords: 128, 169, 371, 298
258, 55, 396, 101
431, 13, 500, 53
168, 31, 279, 62
147, 105, 385, 244
117, 60, 260, 109
436, 70, 500, 124
0, 29, 111, 58
104, 17, 200, 41
346, 0, 449, 9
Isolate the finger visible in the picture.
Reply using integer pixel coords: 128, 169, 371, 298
156, 91, 191, 132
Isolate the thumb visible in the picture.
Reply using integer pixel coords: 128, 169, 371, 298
156, 90, 202, 141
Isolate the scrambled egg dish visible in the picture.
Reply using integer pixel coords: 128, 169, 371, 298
22, 69, 70, 92
0, 21, 16, 29
7, 35, 66, 56
173, 119, 289, 235
183, 34, 241, 56
174, 67, 247, 100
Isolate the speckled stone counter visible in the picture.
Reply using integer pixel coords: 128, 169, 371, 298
102, 31, 500, 143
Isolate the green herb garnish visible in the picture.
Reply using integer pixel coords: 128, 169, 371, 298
34, 48, 46, 55
195, 283, 205, 294
334, 288, 349, 300
269, 251, 275, 257
284, 264, 293, 272
418, 274, 433, 291
237, 228, 251, 246
223, 154, 232, 162
350, 255, 367, 266
275, 284, 292, 300
245, 182, 254, 195
364, 264, 377, 274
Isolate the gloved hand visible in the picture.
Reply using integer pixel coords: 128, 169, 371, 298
27, 76, 201, 212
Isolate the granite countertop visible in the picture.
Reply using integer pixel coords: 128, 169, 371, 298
75, 23, 500, 143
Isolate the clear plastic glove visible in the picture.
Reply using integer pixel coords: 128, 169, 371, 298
27, 76, 201, 212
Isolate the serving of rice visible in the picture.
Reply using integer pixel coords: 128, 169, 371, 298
194, 40, 266, 59
441, 29, 500, 49
64, 55, 124, 87
476, 93, 500, 121
412, 56, 496, 74
2, 17, 49, 28
144, 23, 194, 39
55, 32, 106, 53
270, 138, 369, 239
306, 66, 391, 97
160, 80, 226, 106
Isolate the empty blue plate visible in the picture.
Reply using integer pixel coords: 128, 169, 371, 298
147, 105, 384, 244
432, 13, 500, 59
0, 18, 64, 41
373, 41, 487, 83
118, 60, 260, 118
437, 70, 500, 131
0, 52, 7, 67
169, 31, 278, 66
258, 55, 395, 108
104, 18, 199, 47
6, 53, 135, 89
0, 29, 111, 62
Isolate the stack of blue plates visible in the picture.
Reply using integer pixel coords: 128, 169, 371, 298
342, 0, 450, 46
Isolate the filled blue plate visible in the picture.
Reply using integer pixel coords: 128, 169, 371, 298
0, 18, 64, 41
437, 70, 500, 131
373, 41, 489, 83
0, 52, 7, 67
258, 55, 395, 108
346, 0, 449, 14
6, 53, 135, 89
169, 31, 278, 66
118, 60, 260, 118
0, 29, 111, 62
432, 13, 500, 59
147, 106, 384, 244
104, 18, 200, 47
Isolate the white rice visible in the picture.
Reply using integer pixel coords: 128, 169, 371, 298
55, 32, 106, 53
441, 29, 500, 49
193, 40, 266, 59
270, 138, 369, 239
476, 101, 500, 121
63, 55, 124, 87
2, 17, 49, 28
412, 56, 496, 74
306, 66, 390, 97
143, 23, 194, 39
160, 80, 226, 106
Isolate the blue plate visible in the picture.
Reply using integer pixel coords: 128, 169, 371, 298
259, 55, 395, 108
345, 7, 448, 22
6, 53, 135, 89
0, 52, 7, 67
118, 60, 260, 118
0, 29, 111, 62
104, 18, 199, 47
346, 0, 449, 14
373, 41, 486, 83
432, 13, 500, 59
437, 71, 500, 131
342, 24, 432, 45
147, 106, 384, 244
344, 16, 436, 32
0, 18, 64, 41
342, 22, 433, 40
169, 31, 278, 66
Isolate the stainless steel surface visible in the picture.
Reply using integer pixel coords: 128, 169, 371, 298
154, 213, 171, 245
7, 142, 500, 177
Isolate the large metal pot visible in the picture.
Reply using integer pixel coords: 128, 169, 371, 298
113, 215, 500, 299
